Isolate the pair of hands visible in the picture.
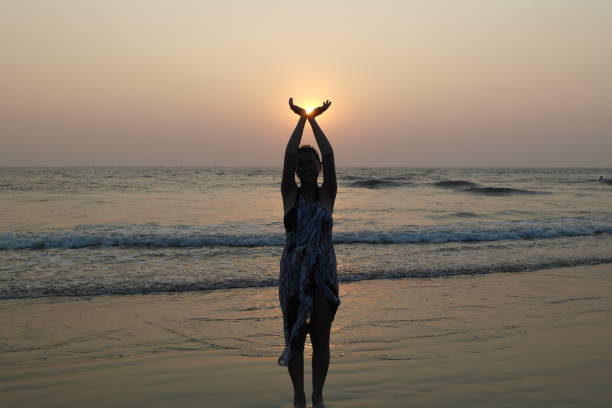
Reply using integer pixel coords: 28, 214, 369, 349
289, 97, 331, 118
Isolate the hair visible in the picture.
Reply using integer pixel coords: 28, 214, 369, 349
297, 145, 321, 163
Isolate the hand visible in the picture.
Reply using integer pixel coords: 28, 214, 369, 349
309, 100, 332, 118
289, 97, 308, 117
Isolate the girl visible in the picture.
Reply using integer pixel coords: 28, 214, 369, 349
279, 97, 340, 408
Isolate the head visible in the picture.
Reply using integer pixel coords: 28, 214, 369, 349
296, 145, 321, 183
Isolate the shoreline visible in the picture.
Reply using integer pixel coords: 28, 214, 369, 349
2, 263, 612, 407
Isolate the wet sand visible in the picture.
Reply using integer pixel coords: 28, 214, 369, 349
1, 264, 612, 407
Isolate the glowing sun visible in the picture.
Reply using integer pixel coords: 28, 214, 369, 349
305, 107, 314, 115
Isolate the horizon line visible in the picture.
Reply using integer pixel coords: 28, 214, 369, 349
1, 165, 611, 169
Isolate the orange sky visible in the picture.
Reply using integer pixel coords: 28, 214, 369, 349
1, 1, 611, 166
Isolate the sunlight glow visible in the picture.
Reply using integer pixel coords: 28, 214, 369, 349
306, 107, 314, 114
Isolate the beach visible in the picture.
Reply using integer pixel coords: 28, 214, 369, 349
2, 263, 611, 407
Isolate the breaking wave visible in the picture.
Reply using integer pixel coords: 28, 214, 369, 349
2, 218, 611, 250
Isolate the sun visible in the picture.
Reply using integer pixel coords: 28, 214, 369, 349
305, 107, 314, 115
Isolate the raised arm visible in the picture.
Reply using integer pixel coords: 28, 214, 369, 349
282, 98, 308, 196
308, 100, 337, 208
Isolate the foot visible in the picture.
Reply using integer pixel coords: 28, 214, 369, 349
312, 394, 325, 408
293, 392, 306, 408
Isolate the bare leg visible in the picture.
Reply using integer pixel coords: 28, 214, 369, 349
288, 333, 306, 408
287, 300, 307, 408
310, 287, 333, 408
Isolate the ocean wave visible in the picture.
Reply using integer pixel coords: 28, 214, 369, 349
432, 180, 544, 195
464, 187, 543, 195
0, 231, 284, 250
349, 179, 405, 189
451, 212, 479, 217
2, 218, 612, 249
2, 257, 611, 299
433, 180, 478, 188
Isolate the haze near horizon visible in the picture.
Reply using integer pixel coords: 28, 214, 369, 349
1, 1, 611, 167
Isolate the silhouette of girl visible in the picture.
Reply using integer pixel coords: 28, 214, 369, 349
279, 98, 340, 408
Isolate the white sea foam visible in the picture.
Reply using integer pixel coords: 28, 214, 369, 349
1, 218, 611, 250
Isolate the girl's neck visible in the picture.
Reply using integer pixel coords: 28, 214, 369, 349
299, 182, 318, 201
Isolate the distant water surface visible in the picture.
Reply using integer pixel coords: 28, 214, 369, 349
1, 167, 611, 299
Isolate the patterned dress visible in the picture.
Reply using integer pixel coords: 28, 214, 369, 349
278, 186, 340, 366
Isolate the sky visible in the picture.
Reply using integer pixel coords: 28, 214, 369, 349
1, 0, 611, 167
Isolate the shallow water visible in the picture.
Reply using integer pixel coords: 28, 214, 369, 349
2, 264, 611, 366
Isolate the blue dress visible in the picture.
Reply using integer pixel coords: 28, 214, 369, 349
278, 186, 340, 366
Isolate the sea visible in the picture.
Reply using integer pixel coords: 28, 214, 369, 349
1, 167, 611, 300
